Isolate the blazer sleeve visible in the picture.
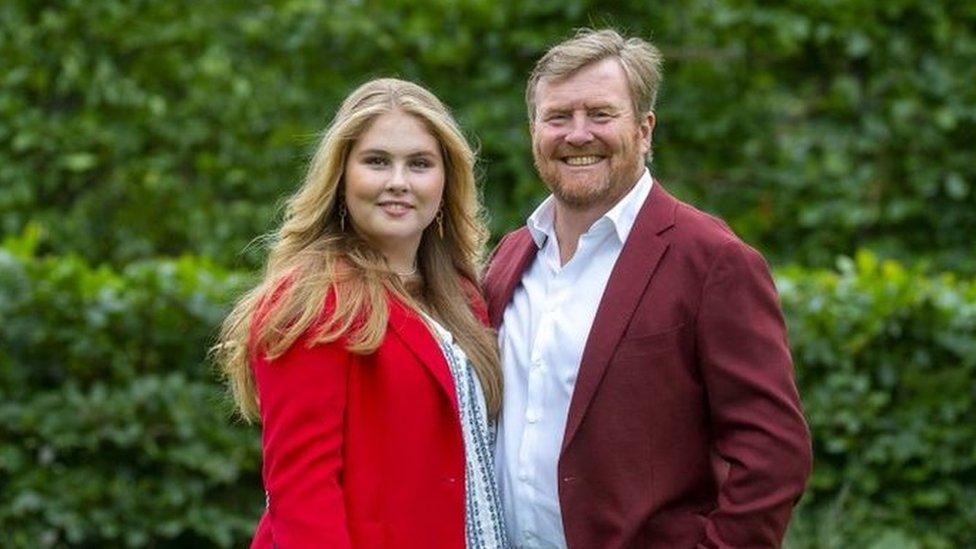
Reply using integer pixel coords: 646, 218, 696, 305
694, 239, 813, 548
253, 334, 353, 549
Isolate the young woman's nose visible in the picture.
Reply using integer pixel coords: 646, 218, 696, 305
385, 163, 409, 192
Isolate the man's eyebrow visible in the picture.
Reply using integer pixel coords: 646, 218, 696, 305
587, 104, 621, 112
539, 104, 622, 115
539, 106, 571, 116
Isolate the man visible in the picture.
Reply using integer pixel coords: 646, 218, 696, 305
485, 29, 812, 548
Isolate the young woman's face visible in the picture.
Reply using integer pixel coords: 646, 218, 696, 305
344, 110, 445, 261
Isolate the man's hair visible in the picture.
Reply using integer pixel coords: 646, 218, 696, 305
526, 28, 664, 121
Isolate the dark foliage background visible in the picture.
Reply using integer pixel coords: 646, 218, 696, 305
1, 0, 973, 547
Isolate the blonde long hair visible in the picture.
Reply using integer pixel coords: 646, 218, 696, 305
216, 78, 500, 422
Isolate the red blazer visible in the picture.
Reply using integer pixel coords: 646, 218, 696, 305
484, 182, 812, 548
249, 291, 487, 548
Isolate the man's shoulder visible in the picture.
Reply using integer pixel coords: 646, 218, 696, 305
652, 184, 764, 264
482, 226, 535, 325
643, 184, 777, 302
670, 194, 734, 242
487, 226, 533, 266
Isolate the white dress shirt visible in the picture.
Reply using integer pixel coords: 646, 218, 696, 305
495, 170, 653, 548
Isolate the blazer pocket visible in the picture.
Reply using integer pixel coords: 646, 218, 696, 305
614, 323, 686, 361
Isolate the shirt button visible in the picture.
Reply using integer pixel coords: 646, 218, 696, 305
526, 412, 539, 423
518, 471, 528, 481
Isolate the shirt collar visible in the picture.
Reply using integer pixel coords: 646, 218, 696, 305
526, 168, 653, 248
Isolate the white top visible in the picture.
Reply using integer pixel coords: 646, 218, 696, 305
425, 314, 509, 549
495, 169, 653, 548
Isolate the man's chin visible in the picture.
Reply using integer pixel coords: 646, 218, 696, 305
541, 173, 602, 204
551, 187, 611, 210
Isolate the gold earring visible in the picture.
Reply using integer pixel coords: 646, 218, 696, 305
436, 208, 444, 238
339, 202, 347, 231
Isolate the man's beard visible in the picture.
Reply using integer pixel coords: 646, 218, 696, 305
533, 140, 644, 210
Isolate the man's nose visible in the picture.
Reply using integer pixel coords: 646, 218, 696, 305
564, 113, 594, 147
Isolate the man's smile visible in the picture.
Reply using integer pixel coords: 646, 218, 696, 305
562, 155, 604, 166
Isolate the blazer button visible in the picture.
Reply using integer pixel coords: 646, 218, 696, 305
562, 476, 577, 483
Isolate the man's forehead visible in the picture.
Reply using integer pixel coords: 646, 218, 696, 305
536, 89, 631, 116
534, 58, 631, 109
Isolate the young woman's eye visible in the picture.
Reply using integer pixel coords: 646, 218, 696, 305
410, 158, 433, 169
364, 156, 388, 166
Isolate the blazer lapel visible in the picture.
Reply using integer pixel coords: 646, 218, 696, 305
483, 228, 538, 329
387, 297, 459, 413
561, 182, 678, 453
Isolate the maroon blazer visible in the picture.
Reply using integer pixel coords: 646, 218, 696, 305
484, 182, 812, 548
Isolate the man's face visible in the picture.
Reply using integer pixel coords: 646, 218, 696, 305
531, 58, 654, 211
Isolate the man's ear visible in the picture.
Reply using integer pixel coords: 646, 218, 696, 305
639, 111, 656, 154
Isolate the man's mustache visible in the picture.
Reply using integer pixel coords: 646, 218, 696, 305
551, 148, 608, 157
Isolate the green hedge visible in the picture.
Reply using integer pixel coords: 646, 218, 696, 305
2, 239, 974, 547
781, 252, 976, 548
0, 234, 260, 547
2, 0, 974, 271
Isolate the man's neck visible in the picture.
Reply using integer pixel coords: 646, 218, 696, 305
553, 203, 606, 266
552, 172, 643, 266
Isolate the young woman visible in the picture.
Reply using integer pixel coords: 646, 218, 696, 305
216, 78, 507, 548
